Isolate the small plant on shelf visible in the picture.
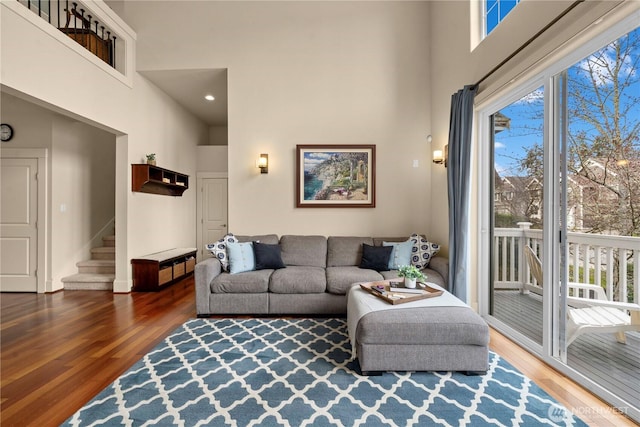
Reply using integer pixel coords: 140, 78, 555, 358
146, 153, 156, 165
397, 265, 426, 281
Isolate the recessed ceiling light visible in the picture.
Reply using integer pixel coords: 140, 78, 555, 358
204, 94, 215, 101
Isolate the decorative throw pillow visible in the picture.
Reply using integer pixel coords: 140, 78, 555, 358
253, 242, 286, 270
227, 242, 255, 274
383, 240, 413, 270
205, 233, 237, 272
410, 234, 440, 269
359, 244, 393, 272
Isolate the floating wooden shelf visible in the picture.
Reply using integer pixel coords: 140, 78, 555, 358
131, 164, 189, 196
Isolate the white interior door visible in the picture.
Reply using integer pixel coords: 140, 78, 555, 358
199, 177, 228, 260
1, 157, 38, 292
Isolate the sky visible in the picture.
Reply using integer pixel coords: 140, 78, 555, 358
493, 27, 640, 177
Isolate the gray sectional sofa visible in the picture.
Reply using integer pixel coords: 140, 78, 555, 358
195, 234, 448, 316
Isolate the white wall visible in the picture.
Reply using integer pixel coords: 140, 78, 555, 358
428, 0, 592, 254
0, 94, 54, 152
208, 126, 228, 146
0, 94, 54, 289
197, 146, 228, 173
0, 2, 134, 130
51, 117, 116, 285
122, 1, 434, 238
428, 0, 629, 306
9, 0, 620, 292
0, 93, 116, 290
127, 74, 204, 260
1, 1, 207, 291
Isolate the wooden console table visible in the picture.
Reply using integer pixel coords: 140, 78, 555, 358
131, 248, 197, 291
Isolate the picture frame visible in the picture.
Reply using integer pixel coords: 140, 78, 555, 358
296, 144, 376, 208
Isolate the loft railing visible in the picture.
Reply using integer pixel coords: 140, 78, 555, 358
17, 0, 118, 70
494, 223, 639, 304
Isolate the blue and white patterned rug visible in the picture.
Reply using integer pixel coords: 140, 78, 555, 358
63, 318, 586, 426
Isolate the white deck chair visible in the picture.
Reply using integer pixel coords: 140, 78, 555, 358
524, 245, 640, 346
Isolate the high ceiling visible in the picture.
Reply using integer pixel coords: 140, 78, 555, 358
139, 69, 227, 127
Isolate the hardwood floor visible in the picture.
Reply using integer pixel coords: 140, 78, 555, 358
1, 277, 637, 426
1, 278, 195, 426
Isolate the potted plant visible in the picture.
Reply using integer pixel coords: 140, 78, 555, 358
398, 265, 426, 289
146, 153, 156, 166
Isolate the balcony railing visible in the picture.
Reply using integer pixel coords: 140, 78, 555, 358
17, 0, 120, 72
494, 222, 639, 304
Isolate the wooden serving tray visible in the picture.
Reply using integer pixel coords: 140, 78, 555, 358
359, 280, 444, 305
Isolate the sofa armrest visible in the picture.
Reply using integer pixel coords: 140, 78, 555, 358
195, 258, 222, 315
428, 257, 449, 286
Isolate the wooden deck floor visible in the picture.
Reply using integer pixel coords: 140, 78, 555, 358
493, 290, 640, 412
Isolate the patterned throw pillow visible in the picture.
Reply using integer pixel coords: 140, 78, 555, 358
409, 233, 440, 269
205, 233, 237, 272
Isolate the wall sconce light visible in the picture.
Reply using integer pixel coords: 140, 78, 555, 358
433, 150, 444, 164
257, 153, 269, 174
433, 145, 448, 167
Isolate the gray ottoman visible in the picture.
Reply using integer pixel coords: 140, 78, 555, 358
355, 306, 490, 375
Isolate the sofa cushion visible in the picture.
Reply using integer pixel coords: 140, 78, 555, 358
269, 266, 327, 293
210, 269, 272, 293
236, 234, 280, 245
253, 242, 286, 270
327, 236, 374, 267
280, 235, 327, 268
383, 240, 413, 270
359, 244, 393, 271
326, 266, 383, 295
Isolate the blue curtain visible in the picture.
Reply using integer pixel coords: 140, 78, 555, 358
447, 85, 477, 302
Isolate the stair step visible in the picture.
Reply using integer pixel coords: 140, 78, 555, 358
92, 246, 115, 260
77, 259, 115, 274
62, 273, 114, 290
102, 235, 116, 247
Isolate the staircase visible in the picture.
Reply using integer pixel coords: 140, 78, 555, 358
62, 236, 115, 290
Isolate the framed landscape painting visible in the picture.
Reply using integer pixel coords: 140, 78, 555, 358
296, 144, 376, 208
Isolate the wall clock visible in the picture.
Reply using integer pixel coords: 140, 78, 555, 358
1, 124, 14, 142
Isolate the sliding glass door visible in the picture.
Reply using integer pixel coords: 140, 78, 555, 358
559, 28, 640, 408
484, 22, 640, 418
490, 86, 547, 348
